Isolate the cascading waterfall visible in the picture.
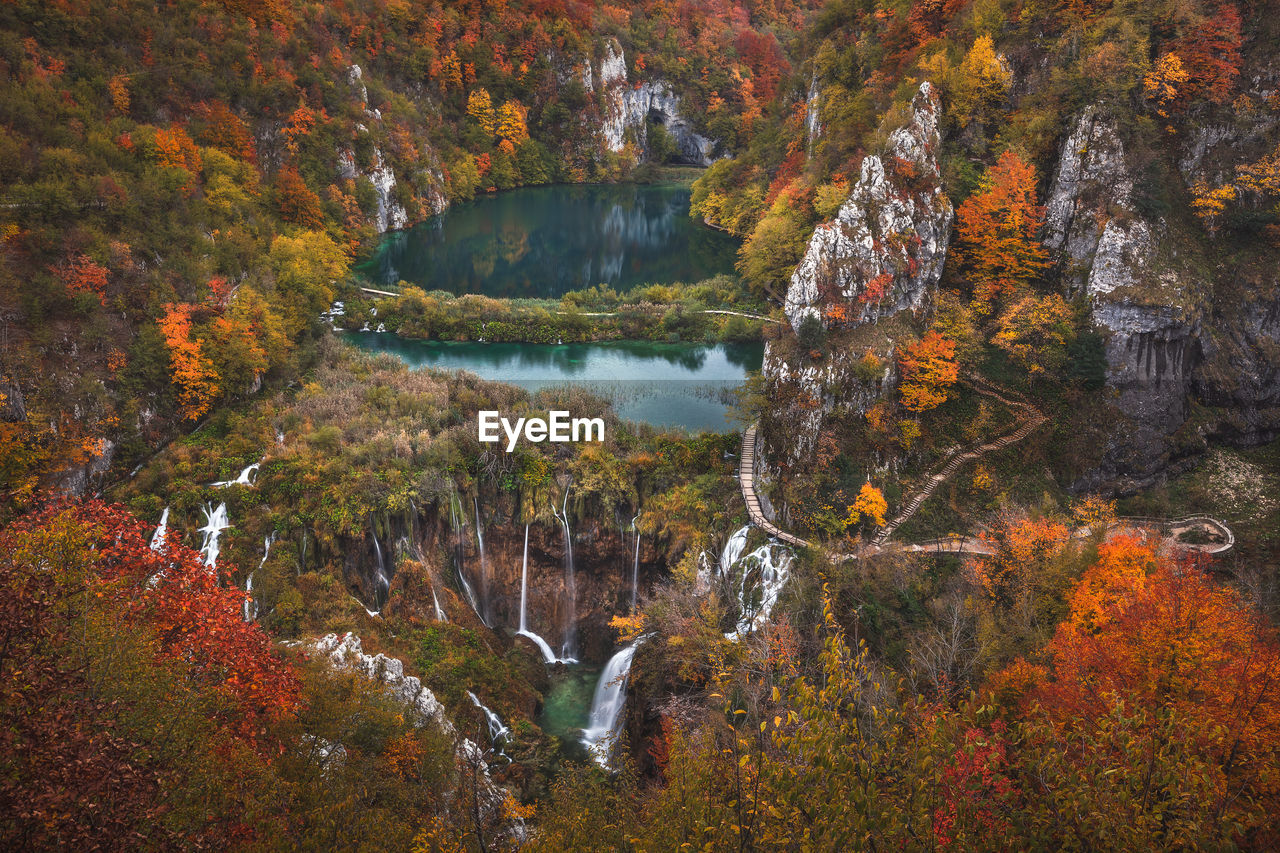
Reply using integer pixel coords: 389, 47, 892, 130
721, 525, 750, 574
553, 484, 578, 661
467, 691, 511, 761
369, 521, 391, 614
722, 539, 793, 642
474, 496, 493, 625
582, 637, 646, 768
450, 494, 484, 623
631, 515, 641, 612
199, 502, 230, 569
517, 523, 574, 664
212, 462, 260, 488
431, 585, 448, 621
244, 532, 276, 622
150, 507, 170, 551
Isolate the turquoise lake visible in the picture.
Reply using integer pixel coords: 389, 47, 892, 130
356, 183, 739, 298
345, 333, 763, 433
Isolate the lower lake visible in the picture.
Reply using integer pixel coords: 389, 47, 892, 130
356, 183, 739, 299
345, 333, 763, 433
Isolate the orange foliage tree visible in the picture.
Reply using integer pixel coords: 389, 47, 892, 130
157, 303, 220, 421
954, 151, 1050, 312
898, 330, 959, 412
196, 100, 257, 162
1012, 537, 1280, 832
152, 125, 202, 194
274, 167, 324, 228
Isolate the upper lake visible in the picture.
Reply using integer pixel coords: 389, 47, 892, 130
346, 333, 763, 433
357, 183, 739, 298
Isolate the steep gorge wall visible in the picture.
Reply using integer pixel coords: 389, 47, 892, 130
1044, 105, 1280, 491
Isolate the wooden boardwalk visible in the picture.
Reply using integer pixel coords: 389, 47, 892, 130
738, 424, 810, 548
738, 423, 1233, 560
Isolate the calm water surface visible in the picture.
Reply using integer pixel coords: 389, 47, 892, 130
357, 183, 739, 298
346, 333, 763, 433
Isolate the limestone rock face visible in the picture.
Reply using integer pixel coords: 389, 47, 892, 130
1043, 107, 1132, 293
783, 82, 952, 332
762, 83, 948, 465
1043, 106, 1280, 492
595, 39, 717, 165
336, 65, 447, 234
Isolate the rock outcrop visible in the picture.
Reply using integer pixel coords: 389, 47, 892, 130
595, 39, 717, 166
1040, 106, 1280, 491
762, 82, 950, 463
783, 82, 952, 331
337, 64, 449, 234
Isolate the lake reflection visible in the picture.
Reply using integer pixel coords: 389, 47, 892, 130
357, 184, 739, 298
345, 333, 763, 433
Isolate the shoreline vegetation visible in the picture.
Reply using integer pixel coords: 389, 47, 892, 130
335, 275, 781, 345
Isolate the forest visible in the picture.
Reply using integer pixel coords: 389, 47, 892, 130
4, 0, 1280, 850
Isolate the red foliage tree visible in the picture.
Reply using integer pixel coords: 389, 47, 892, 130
52, 252, 109, 303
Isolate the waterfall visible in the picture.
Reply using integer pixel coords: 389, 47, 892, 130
431, 585, 448, 621
244, 533, 275, 622
553, 484, 577, 661
474, 496, 492, 625
723, 540, 794, 642
369, 522, 391, 612
582, 637, 646, 768
467, 691, 511, 761
150, 507, 169, 551
199, 502, 230, 569
451, 494, 484, 624
213, 462, 259, 488
631, 515, 641, 612
720, 525, 750, 574
517, 523, 575, 664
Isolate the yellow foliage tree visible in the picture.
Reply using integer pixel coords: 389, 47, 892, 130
845, 482, 887, 528
951, 35, 1010, 125
494, 100, 528, 144
466, 88, 496, 135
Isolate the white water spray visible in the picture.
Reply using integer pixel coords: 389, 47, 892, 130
723, 540, 793, 641
467, 691, 511, 760
199, 502, 230, 569
631, 515, 641, 612
150, 507, 170, 551
244, 533, 275, 622
474, 496, 492, 624
553, 484, 577, 660
582, 637, 646, 768
212, 462, 259, 488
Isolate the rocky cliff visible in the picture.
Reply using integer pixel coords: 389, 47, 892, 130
1046, 104, 1280, 492
593, 39, 717, 167
762, 82, 951, 464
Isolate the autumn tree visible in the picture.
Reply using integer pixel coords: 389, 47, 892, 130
51, 252, 109, 304
898, 330, 959, 412
950, 35, 1010, 126
1004, 539, 1280, 845
466, 88, 497, 135
844, 481, 888, 530
269, 230, 350, 335
954, 151, 1050, 312
157, 303, 220, 421
274, 166, 324, 228
992, 293, 1075, 375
